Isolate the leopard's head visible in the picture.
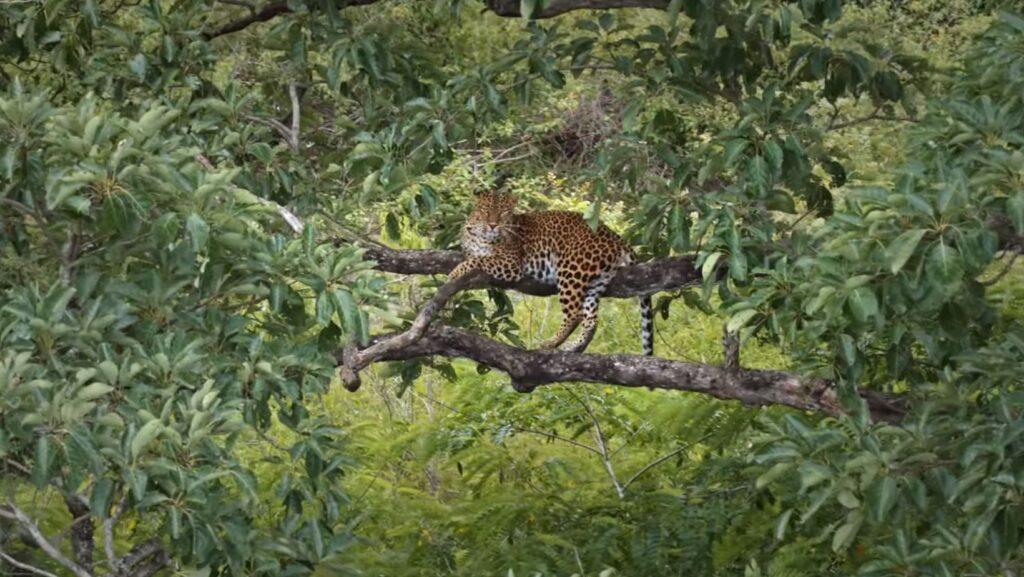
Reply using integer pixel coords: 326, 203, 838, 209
464, 191, 519, 246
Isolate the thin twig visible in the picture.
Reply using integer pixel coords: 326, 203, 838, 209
980, 251, 1020, 286
512, 427, 602, 455
827, 109, 916, 131
621, 433, 714, 492
570, 390, 625, 498
0, 550, 60, 577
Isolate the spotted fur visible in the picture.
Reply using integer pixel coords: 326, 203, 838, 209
450, 191, 654, 355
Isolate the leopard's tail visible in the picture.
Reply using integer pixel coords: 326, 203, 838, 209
639, 295, 654, 356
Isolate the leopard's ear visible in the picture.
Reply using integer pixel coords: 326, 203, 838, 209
501, 193, 519, 211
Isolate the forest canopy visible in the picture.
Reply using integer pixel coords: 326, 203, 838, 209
2, 0, 1024, 576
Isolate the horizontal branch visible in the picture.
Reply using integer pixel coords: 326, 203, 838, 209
337, 324, 906, 422
361, 245, 701, 298
485, 0, 670, 18
204, 0, 672, 40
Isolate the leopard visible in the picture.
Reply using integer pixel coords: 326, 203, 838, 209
449, 191, 654, 355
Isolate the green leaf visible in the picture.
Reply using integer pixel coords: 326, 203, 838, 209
186, 214, 210, 253
77, 382, 115, 401
747, 155, 769, 195
316, 293, 333, 326
927, 241, 964, 285
98, 360, 118, 383
724, 139, 748, 167
886, 229, 927, 274
701, 252, 723, 280
847, 287, 879, 323
832, 519, 861, 552
837, 490, 860, 508
763, 140, 783, 175
32, 435, 51, 489
998, 10, 1024, 32
131, 420, 163, 460
799, 463, 832, 491
866, 477, 897, 523
520, 0, 536, 19
1008, 191, 1024, 234
775, 509, 794, 541
727, 309, 758, 333
90, 478, 115, 519
756, 462, 793, 489
332, 288, 361, 342
730, 251, 748, 282
667, 0, 684, 28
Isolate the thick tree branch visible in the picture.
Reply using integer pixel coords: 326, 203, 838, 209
203, 0, 673, 40
361, 245, 701, 298
485, 0, 670, 18
342, 245, 902, 420
338, 324, 905, 421
204, 0, 379, 39
64, 496, 94, 574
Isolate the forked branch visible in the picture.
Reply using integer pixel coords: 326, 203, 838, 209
338, 246, 904, 421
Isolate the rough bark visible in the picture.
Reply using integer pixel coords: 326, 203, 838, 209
337, 324, 906, 422
361, 245, 702, 298
64, 497, 94, 574
204, 0, 673, 40
204, 0, 380, 39
484, 0, 670, 18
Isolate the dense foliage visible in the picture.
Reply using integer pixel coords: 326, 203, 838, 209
1, 1, 1023, 576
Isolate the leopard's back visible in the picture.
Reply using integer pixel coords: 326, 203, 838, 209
517, 211, 634, 284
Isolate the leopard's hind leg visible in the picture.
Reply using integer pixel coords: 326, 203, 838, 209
563, 270, 613, 353
539, 270, 590, 350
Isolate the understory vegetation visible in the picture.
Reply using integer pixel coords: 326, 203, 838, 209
2, 1, 1024, 576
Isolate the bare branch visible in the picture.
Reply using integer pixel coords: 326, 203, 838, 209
827, 109, 917, 131
288, 82, 301, 153
621, 433, 714, 492
0, 550, 61, 577
117, 538, 166, 576
2, 502, 92, 577
337, 324, 907, 422
338, 270, 491, 389
511, 427, 602, 455
980, 251, 1020, 286
572, 391, 625, 498
104, 492, 129, 573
